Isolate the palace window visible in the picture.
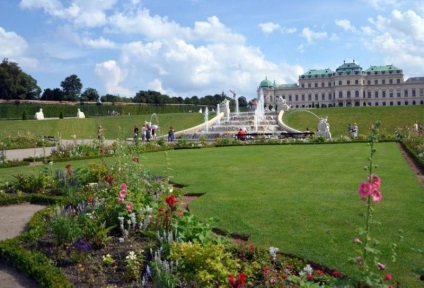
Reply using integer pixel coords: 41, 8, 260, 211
412, 89, 416, 97
308, 94, 311, 100
339, 91, 343, 98
367, 91, 371, 98
367, 80, 371, 85
397, 79, 400, 84
382, 91, 386, 98
382, 79, 385, 84
355, 90, 359, 97
289, 95, 292, 101
322, 93, 325, 100
295, 95, 298, 101
347, 80, 350, 85
315, 94, 318, 100
321, 82, 325, 87
338, 80, 342, 85
374, 80, 378, 85
389, 79, 393, 84
308, 83, 311, 88
315, 83, 318, 88
375, 91, 379, 98
301, 95, 305, 101
404, 90, 408, 97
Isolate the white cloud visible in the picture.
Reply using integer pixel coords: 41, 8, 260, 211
365, 0, 398, 10
301, 27, 327, 44
367, 9, 424, 76
0, 27, 28, 57
259, 22, 281, 34
82, 37, 116, 49
95, 60, 131, 96
335, 19, 358, 33
147, 79, 166, 95
20, 0, 116, 27
0, 27, 37, 68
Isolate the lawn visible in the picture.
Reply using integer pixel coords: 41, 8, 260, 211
0, 113, 205, 140
136, 143, 423, 287
283, 105, 424, 137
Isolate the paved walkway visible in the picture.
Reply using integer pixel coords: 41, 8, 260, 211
0, 139, 117, 287
3, 139, 116, 162
0, 204, 46, 288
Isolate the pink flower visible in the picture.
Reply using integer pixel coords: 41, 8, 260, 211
117, 197, 124, 204
377, 262, 386, 270
372, 189, 383, 202
119, 183, 127, 198
384, 273, 392, 281
353, 237, 361, 244
126, 202, 134, 213
358, 182, 373, 198
368, 174, 381, 188
269, 277, 276, 284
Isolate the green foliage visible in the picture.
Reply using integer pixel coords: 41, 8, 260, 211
169, 242, 241, 287
0, 239, 72, 288
174, 211, 217, 244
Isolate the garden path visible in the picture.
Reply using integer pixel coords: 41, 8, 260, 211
0, 203, 46, 288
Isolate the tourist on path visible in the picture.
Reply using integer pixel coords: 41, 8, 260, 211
168, 126, 175, 142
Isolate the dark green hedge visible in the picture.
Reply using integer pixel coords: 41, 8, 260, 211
0, 102, 201, 119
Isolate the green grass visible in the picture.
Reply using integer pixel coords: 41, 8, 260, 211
136, 143, 423, 287
283, 105, 424, 137
0, 113, 205, 140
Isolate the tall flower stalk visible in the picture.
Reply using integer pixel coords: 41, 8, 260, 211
353, 121, 393, 287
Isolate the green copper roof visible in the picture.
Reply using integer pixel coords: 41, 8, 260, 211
335, 61, 363, 72
365, 65, 401, 73
301, 69, 333, 77
259, 77, 274, 88
276, 83, 298, 89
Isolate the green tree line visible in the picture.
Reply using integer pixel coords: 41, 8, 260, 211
0, 58, 248, 108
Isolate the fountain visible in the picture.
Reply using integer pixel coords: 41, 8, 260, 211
204, 107, 209, 132
150, 113, 159, 134
254, 89, 265, 131
216, 104, 221, 126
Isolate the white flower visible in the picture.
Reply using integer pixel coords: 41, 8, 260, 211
118, 237, 125, 243
303, 264, 313, 275
126, 251, 137, 261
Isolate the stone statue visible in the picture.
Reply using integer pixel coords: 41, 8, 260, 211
317, 117, 331, 139
77, 108, 85, 118
35, 108, 44, 120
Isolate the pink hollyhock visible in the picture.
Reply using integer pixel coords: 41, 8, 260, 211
119, 183, 127, 198
165, 194, 178, 208
126, 202, 134, 213
117, 197, 124, 204
358, 182, 373, 198
270, 277, 276, 284
372, 189, 383, 202
377, 262, 386, 270
385, 273, 392, 281
368, 174, 381, 188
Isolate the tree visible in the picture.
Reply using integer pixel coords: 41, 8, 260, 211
101, 94, 122, 103
0, 58, 41, 100
41, 88, 64, 101
60, 74, 82, 101
81, 88, 99, 102
238, 96, 247, 107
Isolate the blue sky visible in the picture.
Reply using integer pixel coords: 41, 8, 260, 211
1, 0, 424, 100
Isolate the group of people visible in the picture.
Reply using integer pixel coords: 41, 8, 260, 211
347, 123, 359, 138
133, 122, 159, 142
133, 123, 175, 143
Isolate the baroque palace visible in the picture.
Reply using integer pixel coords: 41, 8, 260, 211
258, 60, 424, 109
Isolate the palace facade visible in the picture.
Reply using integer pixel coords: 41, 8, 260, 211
258, 60, 424, 108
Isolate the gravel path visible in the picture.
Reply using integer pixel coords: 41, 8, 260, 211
0, 203, 46, 288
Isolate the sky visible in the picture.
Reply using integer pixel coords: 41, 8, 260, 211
1, 0, 424, 100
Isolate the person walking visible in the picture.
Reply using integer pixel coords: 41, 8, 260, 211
352, 123, 358, 138
97, 126, 105, 140
168, 126, 175, 143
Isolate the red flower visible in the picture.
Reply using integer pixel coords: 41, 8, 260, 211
316, 269, 325, 276
65, 164, 73, 175
286, 265, 293, 270
105, 174, 114, 184
165, 194, 178, 208
263, 266, 270, 275
307, 274, 315, 280
238, 272, 247, 284
385, 273, 392, 281
228, 274, 236, 287
332, 271, 342, 278
249, 244, 255, 251
87, 196, 94, 203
